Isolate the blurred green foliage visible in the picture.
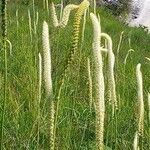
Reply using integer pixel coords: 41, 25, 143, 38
104, 0, 131, 16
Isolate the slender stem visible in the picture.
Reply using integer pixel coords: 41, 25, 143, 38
53, 77, 65, 145
0, 0, 7, 149
114, 109, 118, 150
43, 0, 45, 9
37, 53, 42, 149
116, 31, 124, 67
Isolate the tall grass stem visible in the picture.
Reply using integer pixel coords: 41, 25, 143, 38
0, 0, 7, 149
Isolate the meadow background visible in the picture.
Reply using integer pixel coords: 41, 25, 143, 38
0, 0, 150, 149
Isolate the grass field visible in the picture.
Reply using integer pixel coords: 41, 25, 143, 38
0, 0, 150, 149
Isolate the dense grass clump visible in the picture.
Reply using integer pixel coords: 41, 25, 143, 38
0, 1, 150, 149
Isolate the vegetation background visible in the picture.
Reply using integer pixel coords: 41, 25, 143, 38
0, 0, 149, 149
